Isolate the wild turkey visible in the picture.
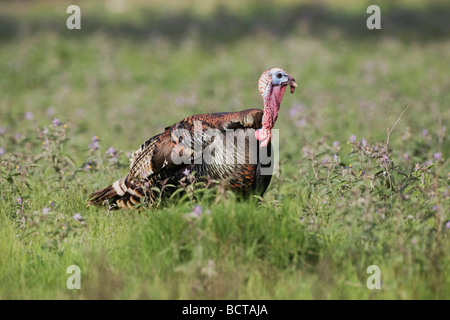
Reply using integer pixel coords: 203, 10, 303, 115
89, 68, 297, 209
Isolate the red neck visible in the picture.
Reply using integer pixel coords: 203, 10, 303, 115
262, 85, 286, 130
255, 85, 286, 147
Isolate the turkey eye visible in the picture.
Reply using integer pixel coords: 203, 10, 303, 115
276, 73, 283, 79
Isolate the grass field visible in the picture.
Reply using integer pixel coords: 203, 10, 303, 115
0, 0, 449, 299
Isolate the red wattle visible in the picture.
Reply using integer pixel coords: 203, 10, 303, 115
258, 85, 287, 147
255, 128, 271, 147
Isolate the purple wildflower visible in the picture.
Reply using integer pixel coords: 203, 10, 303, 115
106, 147, 116, 156
295, 118, 307, 127
349, 134, 356, 142
446, 221, 450, 229
321, 157, 328, 165
49, 201, 55, 206
403, 153, 409, 160
185, 205, 204, 219
73, 213, 82, 221
106, 147, 118, 164
89, 142, 99, 151
191, 205, 203, 217
16, 197, 22, 204
25, 112, 34, 121
42, 207, 50, 214
89, 135, 100, 152
333, 154, 339, 162
382, 155, 389, 163
84, 164, 92, 171
126, 151, 131, 159
414, 162, 420, 171
289, 107, 299, 117
0, 147, 4, 156
183, 168, 190, 176
361, 138, 367, 146
422, 129, 428, 136
433, 152, 442, 160
332, 141, 340, 148
193, 205, 203, 215
0, 127, 5, 135
52, 118, 61, 126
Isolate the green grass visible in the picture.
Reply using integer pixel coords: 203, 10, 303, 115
0, 0, 449, 299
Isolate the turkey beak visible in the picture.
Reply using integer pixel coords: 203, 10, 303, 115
288, 75, 297, 94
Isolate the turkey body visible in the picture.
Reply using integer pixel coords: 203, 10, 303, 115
89, 67, 296, 209
89, 108, 273, 209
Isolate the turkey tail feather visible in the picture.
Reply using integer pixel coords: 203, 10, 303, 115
89, 185, 112, 203
88, 176, 146, 209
